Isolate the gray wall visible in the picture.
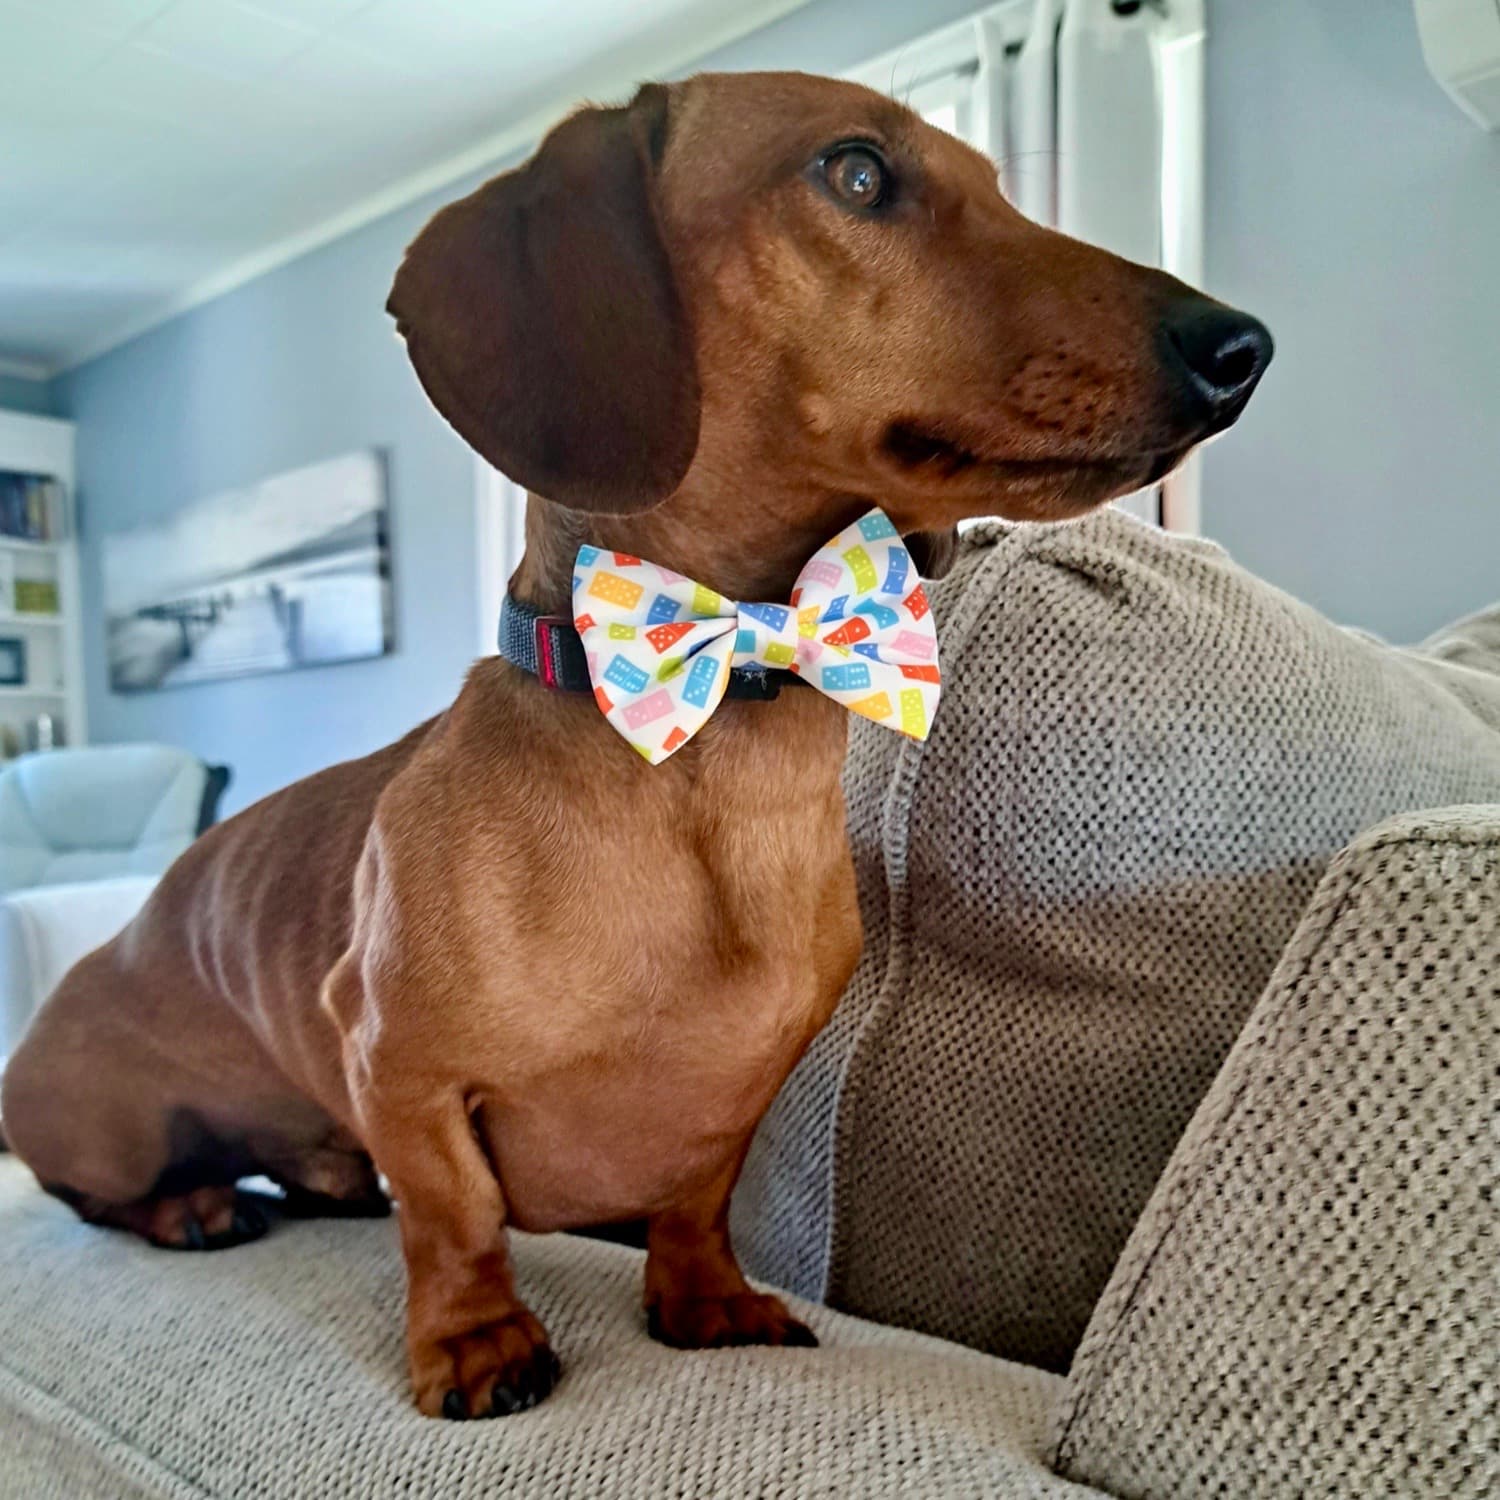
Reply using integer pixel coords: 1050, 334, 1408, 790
1202, 0, 1500, 642
48, 0, 1499, 809
55, 212, 484, 815
0, 375, 56, 418
50, 0, 987, 815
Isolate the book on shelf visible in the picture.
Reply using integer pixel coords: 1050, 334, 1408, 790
0, 470, 66, 542
14, 578, 58, 615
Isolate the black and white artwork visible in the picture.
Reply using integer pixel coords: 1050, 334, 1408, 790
104, 451, 392, 693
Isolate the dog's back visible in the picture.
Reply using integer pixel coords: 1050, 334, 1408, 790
0, 714, 441, 1226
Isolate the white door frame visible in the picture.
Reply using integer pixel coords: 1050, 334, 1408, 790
473, 460, 528, 657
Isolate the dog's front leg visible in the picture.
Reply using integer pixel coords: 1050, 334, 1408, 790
644, 1152, 817, 1350
362, 1090, 558, 1418
325, 873, 559, 1419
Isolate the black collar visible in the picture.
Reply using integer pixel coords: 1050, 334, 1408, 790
498, 595, 800, 701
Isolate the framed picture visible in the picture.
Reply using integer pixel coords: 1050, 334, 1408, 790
102, 450, 393, 694
0, 636, 26, 687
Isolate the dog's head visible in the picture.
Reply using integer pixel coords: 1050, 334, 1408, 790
389, 72, 1270, 573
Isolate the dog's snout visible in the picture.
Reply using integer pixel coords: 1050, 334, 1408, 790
1159, 298, 1273, 430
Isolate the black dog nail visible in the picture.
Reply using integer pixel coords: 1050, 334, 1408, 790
442, 1389, 467, 1420
231, 1201, 266, 1238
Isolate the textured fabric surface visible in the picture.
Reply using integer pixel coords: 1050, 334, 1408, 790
1422, 602, 1500, 682
1054, 807, 1500, 1498
0, 1159, 1102, 1500
734, 511, 1500, 1372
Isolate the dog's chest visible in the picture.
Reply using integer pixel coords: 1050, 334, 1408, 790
465, 763, 856, 1229
484, 963, 831, 1232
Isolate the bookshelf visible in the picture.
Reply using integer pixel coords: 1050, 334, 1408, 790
0, 410, 86, 759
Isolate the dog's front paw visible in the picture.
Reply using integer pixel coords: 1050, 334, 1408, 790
412, 1309, 560, 1419
647, 1291, 818, 1350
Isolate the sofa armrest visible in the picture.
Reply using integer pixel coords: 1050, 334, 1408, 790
0, 876, 158, 1066
1053, 806, 1500, 1499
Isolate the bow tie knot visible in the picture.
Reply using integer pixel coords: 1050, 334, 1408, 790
573, 509, 941, 763
733, 601, 803, 669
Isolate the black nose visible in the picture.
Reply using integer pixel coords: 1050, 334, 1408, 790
1159, 298, 1273, 431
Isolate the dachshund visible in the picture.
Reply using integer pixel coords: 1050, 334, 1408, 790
2, 71, 1269, 1418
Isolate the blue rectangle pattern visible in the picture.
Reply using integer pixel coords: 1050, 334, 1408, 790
682, 654, 720, 707
604, 655, 650, 694
822, 662, 872, 692
740, 602, 789, 632
855, 599, 899, 630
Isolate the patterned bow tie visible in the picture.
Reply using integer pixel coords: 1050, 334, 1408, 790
571, 509, 940, 763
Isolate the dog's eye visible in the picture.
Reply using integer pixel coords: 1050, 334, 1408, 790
823, 145, 888, 211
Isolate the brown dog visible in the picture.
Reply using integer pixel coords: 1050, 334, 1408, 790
1, 72, 1268, 1418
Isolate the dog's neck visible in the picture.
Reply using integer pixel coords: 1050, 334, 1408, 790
509, 481, 871, 617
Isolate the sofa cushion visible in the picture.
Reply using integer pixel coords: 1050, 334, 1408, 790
733, 512, 1500, 1373
0, 1160, 1100, 1499
1054, 806, 1500, 1498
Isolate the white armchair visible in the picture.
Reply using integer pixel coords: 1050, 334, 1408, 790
0, 743, 229, 1069
0, 745, 226, 893
0, 875, 158, 1070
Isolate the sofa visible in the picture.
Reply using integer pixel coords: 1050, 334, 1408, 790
734, 513, 1500, 1375
1, 516, 1495, 1499
0, 745, 228, 1069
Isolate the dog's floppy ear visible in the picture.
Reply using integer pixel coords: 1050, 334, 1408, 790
388, 83, 699, 514
904, 527, 960, 579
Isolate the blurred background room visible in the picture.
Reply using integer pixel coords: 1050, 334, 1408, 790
1, 0, 1494, 813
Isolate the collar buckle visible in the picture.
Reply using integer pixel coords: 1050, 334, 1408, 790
532, 614, 572, 691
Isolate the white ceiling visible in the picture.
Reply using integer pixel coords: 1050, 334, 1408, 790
0, 0, 805, 375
